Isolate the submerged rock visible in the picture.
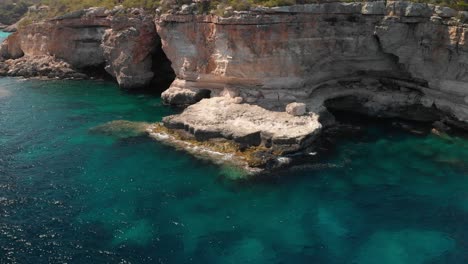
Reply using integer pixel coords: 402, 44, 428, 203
89, 120, 150, 138
356, 229, 455, 264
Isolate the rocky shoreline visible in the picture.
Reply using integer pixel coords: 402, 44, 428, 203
2, 1, 468, 174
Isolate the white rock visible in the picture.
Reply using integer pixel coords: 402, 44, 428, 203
286, 102, 307, 116
221, 88, 240, 98
233, 97, 243, 104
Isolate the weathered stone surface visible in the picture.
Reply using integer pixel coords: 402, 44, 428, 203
0, 33, 24, 59
434, 6, 457, 18
361, 1, 386, 15
0, 55, 85, 79
102, 13, 158, 89
0, 7, 168, 89
163, 97, 322, 151
286, 102, 307, 116
1, 1, 467, 173
460, 11, 468, 23
161, 86, 211, 105
156, 2, 468, 126
2, 20, 19, 32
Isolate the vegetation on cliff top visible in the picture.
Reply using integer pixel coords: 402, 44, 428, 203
2, 0, 468, 26
0, 0, 40, 25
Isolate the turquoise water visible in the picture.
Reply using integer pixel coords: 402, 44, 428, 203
1, 77, 468, 263
0, 31, 10, 42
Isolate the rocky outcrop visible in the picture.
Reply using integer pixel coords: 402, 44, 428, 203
102, 11, 161, 89
151, 1, 468, 173
2, 21, 19, 32
0, 55, 86, 79
2, 1, 468, 173
0, 7, 172, 88
156, 1, 468, 126
163, 97, 321, 150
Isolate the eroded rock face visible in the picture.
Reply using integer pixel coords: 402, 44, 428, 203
0, 7, 168, 89
102, 14, 160, 89
156, 1, 468, 127
151, 1, 468, 173
0, 55, 86, 79
163, 97, 322, 152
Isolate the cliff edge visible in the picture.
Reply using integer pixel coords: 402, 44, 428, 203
2, 1, 468, 173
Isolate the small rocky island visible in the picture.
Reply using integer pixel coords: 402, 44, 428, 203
2, 1, 468, 174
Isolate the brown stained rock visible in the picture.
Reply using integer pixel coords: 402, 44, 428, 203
102, 14, 158, 89
156, 1, 468, 127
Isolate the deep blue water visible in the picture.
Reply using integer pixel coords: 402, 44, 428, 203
1, 77, 468, 263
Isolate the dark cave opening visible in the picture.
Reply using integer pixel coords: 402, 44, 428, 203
324, 95, 444, 123
149, 40, 176, 95
322, 94, 468, 137
80, 63, 114, 81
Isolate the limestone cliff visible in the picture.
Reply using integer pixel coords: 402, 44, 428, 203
0, 7, 171, 89
2, 1, 468, 173
157, 1, 468, 128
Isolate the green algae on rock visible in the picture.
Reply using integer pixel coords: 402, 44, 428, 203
90, 120, 151, 138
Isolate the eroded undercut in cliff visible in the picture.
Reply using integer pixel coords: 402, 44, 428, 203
150, 41, 176, 94
324, 94, 443, 123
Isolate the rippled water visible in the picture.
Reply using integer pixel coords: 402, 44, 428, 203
1, 77, 468, 263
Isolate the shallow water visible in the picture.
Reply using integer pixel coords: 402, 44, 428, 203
0, 77, 467, 263
0, 31, 10, 42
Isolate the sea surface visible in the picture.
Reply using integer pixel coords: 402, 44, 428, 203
0, 31, 10, 42
0, 77, 468, 263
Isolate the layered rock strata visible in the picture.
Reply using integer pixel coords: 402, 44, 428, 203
157, 1, 468, 123
151, 1, 468, 172
0, 7, 171, 88
2, 1, 468, 173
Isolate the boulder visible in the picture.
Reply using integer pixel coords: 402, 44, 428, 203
361, 1, 386, 15
460, 11, 468, 23
0, 33, 24, 59
434, 6, 457, 18
161, 87, 211, 106
163, 97, 322, 151
286, 102, 307, 116
404, 3, 432, 17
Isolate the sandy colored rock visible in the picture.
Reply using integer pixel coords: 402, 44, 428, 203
102, 13, 159, 89
286, 102, 307, 116
0, 7, 171, 89
156, 1, 468, 126
161, 86, 211, 105
163, 97, 322, 150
